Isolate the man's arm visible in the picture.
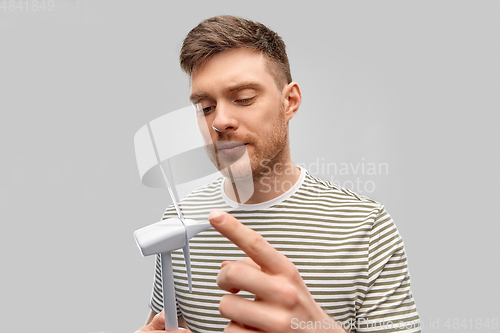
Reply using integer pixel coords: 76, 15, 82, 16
354, 206, 420, 332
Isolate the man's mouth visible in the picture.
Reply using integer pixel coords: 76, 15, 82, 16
216, 142, 247, 155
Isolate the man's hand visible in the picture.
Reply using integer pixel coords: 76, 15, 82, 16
208, 210, 348, 333
135, 311, 191, 333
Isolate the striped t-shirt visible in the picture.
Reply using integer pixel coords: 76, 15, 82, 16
150, 168, 421, 332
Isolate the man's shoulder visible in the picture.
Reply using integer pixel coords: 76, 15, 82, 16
300, 170, 383, 208
294, 170, 390, 228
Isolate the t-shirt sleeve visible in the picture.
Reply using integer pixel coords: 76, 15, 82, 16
355, 206, 421, 332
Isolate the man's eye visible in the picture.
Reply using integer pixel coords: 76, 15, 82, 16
236, 97, 255, 104
196, 105, 214, 115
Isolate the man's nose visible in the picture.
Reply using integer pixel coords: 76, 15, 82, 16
212, 102, 238, 133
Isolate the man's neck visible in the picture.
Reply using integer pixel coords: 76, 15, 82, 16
224, 162, 301, 205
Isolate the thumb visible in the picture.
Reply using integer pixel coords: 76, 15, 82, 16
150, 311, 165, 330
149, 311, 191, 332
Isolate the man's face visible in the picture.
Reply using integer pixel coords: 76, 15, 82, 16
190, 48, 289, 181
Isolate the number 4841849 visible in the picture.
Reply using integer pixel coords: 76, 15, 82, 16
444, 318, 498, 330
0, 0, 55, 11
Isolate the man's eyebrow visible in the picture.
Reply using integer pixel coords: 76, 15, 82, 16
226, 82, 261, 93
190, 82, 261, 103
189, 92, 209, 104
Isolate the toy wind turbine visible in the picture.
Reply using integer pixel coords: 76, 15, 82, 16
132, 105, 254, 330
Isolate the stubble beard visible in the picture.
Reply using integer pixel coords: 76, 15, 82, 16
248, 111, 288, 183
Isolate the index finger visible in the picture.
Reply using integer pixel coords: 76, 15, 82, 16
208, 209, 292, 275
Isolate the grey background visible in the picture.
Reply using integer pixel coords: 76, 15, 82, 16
1, 1, 499, 332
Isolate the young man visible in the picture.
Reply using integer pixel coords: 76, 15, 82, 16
136, 15, 420, 333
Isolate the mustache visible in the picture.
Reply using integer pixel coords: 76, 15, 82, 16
213, 134, 249, 144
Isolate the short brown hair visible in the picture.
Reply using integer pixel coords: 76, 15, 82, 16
180, 15, 292, 88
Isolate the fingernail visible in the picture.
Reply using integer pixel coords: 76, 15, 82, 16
209, 209, 226, 224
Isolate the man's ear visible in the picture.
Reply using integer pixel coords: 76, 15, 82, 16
282, 82, 302, 122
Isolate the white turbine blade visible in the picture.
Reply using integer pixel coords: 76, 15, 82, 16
158, 163, 183, 220
182, 220, 211, 293
160, 252, 178, 330
146, 122, 183, 220
182, 243, 192, 293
